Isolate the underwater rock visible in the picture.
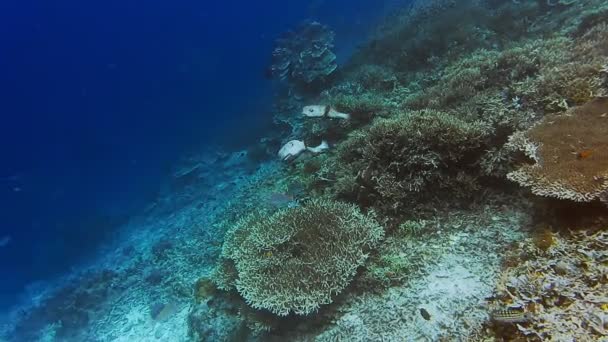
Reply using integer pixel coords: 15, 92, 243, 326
194, 277, 217, 303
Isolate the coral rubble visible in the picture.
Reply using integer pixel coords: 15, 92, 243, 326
488, 228, 608, 340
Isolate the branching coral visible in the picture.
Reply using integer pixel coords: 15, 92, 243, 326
507, 97, 608, 202
326, 109, 491, 215
213, 198, 384, 316
404, 37, 572, 113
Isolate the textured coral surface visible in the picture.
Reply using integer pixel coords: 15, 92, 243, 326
215, 198, 384, 316
509, 98, 608, 202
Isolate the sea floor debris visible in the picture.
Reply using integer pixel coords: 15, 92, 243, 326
487, 227, 608, 341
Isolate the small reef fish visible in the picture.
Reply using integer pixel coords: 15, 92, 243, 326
491, 309, 533, 324
419, 308, 431, 320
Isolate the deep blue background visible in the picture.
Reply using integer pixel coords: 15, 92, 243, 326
0, 0, 406, 309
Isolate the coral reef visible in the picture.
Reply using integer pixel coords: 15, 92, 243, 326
274, 201, 531, 341
268, 21, 337, 91
5, 1, 608, 341
507, 98, 608, 202
213, 198, 384, 316
284, 0, 608, 220
324, 109, 491, 216
7, 270, 119, 341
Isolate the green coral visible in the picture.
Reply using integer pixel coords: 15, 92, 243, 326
214, 198, 384, 316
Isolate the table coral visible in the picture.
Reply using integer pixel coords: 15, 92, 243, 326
213, 198, 384, 316
507, 97, 608, 203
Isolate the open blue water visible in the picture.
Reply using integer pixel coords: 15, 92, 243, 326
0, 0, 406, 313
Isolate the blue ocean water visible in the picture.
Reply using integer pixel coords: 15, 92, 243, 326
0, 0, 405, 314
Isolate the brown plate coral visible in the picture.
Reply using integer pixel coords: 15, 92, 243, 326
508, 97, 608, 203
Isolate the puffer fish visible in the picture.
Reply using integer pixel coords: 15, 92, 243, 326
491, 309, 533, 324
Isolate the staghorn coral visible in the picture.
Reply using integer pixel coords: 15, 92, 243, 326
488, 228, 608, 340
507, 97, 608, 202
325, 109, 491, 216
213, 198, 384, 316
